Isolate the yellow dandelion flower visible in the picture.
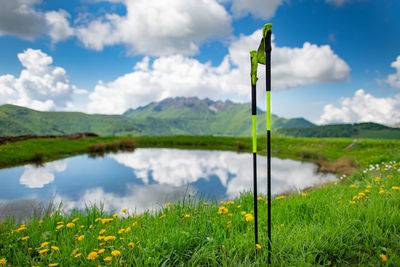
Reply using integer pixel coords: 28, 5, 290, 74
74, 253, 81, 258
245, 214, 254, 221
185, 214, 191, 218
366, 185, 372, 188
95, 217, 102, 222
237, 205, 241, 209
228, 213, 233, 217
0, 258, 6, 265
365, 190, 370, 193
113, 213, 119, 218
89, 224, 93, 229
379, 190, 385, 194
255, 244, 261, 249
350, 184, 357, 188
166, 203, 171, 207
226, 201, 234, 205
380, 254, 387, 262
118, 229, 125, 234
375, 177, 380, 182
241, 211, 246, 215
302, 192, 307, 197
22, 236, 29, 241
104, 236, 116, 241
72, 248, 79, 255
160, 214, 166, 219
132, 222, 137, 227
48, 263, 58, 267
217, 206, 228, 215
202, 202, 209, 206
125, 227, 131, 232
257, 196, 264, 201
77, 235, 84, 241
39, 248, 49, 254
99, 242, 105, 246
98, 249, 105, 254
51, 246, 59, 251
122, 208, 127, 213
134, 213, 138, 218
40, 242, 49, 247
56, 221, 63, 225
392, 186, 400, 190
111, 250, 121, 257
220, 201, 226, 205
128, 242, 134, 248
66, 223, 75, 228
358, 192, 365, 197
349, 201, 356, 204
87, 251, 98, 260
99, 229, 106, 234
104, 256, 112, 262
72, 218, 79, 223
97, 235, 105, 241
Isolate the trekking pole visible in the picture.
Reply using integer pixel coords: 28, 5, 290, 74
250, 50, 259, 247
263, 24, 273, 264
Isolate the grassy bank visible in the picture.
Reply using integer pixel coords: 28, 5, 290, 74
1, 135, 400, 171
0, 160, 399, 265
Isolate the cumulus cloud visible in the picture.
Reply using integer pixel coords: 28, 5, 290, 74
45, 9, 74, 43
88, 29, 350, 114
230, 0, 283, 19
0, 0, 74, 43
0, 49, 84, 110
387, 55, 400, 88
75, 0, 231, 56
318, 89, 400, 125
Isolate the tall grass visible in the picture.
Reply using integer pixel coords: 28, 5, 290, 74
0, 161, 399, 265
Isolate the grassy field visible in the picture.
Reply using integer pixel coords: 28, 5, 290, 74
1, 135, 400, 170
0, 161, 399, 266
0, 136, 399, 265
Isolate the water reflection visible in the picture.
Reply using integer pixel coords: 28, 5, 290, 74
0, 148, 336, 220
19, 160, 67, 188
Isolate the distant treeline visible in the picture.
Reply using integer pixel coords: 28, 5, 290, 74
275, 122, 400, 140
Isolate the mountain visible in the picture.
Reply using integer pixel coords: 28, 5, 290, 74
275, 122, 400, 139
0, 97, 314, 137
124, 97, 315, 136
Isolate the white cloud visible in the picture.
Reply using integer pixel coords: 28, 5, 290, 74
387, 55, 400, 88
75, 0, 232, 56
45, 10, 74, 43
230, 0, 283, 19
318, 89, 400, 125
0, 49, 84, 110
88, 29, 350, 114
0, 0, 74, 44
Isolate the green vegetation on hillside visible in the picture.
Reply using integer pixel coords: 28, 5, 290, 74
0, 161, 399, 265
0, 98, 314, 137
275, 122, 400, 140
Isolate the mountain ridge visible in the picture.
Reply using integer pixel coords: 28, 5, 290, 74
0, 97, 314, 137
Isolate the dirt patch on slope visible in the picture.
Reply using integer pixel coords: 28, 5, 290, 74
0, 132, 98, 146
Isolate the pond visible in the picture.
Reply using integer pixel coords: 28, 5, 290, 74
0, 148, 336, 220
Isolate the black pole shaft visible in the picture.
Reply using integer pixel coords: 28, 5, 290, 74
250, 56, 258, 246
265, 30, 272, 264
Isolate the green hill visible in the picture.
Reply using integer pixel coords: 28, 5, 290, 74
275, 122, 400, 139
0, 97, 314, 137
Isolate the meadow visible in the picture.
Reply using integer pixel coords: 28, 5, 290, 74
0, 136, 399, 265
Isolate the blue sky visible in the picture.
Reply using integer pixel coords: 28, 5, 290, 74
0, 0, 399, 125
